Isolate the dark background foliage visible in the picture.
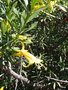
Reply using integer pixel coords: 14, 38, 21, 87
0, 0, 68, 90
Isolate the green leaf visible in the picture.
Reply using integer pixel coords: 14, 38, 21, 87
57, 82, 62, 88
21, 16, 25, 27
12, 1, 17, 8
13, 8, 19, 17
25, 22, 38, 32
31, 0, 38, 10
18, 0, 27, 11
21, 10, 27, 20
53, 82, 56, 90
6, 0, 11, 5
26, 7, 45, 23
1, 20, 11, 35
23, 0, 28, 7
1, 20, 7, 35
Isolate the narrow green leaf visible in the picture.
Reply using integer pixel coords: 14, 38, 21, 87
18, 0, 27, 11
13, 8, 19, 17
23, 0, 28, 7
57, 82, 62, 87
12, 1, 17, 8
21, 10, 27, 19
31, 0, 38, 10
26, 22, 38, 32
6, 0, 11, 5
53, 82, 56, 90
26, 7, 45, 23
21, 16, 25, 27
1, 20, 7, 35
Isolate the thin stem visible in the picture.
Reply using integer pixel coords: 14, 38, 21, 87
45, 75, 68, 83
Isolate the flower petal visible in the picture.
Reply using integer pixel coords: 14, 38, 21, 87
12, 52, 22, 56
0, 86, 4, 90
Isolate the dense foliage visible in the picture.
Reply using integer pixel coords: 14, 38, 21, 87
0, 0, 68, 90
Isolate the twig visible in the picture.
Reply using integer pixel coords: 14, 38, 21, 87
0, 65, 47, 89
42, 11, 59, 19
15, 79, 18, 90
0, 65, 68, 89
45, 75, 68, 83
0, 65, 30, 84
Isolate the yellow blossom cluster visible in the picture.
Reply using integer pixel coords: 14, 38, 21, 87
32, 4, 45, 12
32, 0, 57, 12
13, 42, 43, 68
48, 0, 57, 12
0, 86, 4, 90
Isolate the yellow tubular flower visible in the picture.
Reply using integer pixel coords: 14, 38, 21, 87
13, 42, 43, 68
17, 35, 32, 44
6, 20, 11, 32
17, 35, 27, 40
33, 4, 45, 12
39, 0, 43, 3
0, 86, 4, 90
48, 0, 56, 12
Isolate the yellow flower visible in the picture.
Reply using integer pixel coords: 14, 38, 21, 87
0, 86, 4, 90
33, 4, 45, 12
39, 0, 43, 3
17, 35, 32, 44
12, 34, 32, 44
48, 0, 56, 12
26, 39, 32, 44
12, 42, 43, 68
6, 20, 11, 32
17, 35, 27, 40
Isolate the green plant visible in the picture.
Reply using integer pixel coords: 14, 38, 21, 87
0, 0, 68, 90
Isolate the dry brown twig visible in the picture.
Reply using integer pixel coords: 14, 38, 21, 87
0, 65, 68, 89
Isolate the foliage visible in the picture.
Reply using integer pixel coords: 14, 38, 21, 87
0, 0, 68, 90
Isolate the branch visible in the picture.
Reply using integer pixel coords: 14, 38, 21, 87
0, 65, 68, 89
0, 65, 47, 89
45, 75, 68, 83
0, 65, 30, 84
